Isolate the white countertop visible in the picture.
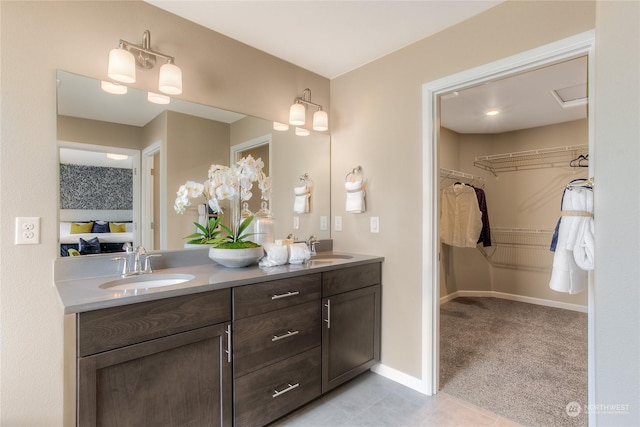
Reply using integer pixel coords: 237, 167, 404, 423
55, 249, 383, 314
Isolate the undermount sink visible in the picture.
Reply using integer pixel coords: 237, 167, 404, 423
99, 273, 195, 291
309, 254, 354, 263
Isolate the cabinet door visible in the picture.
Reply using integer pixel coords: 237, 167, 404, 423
322, 284, 381, 393
78, 323, 232, 427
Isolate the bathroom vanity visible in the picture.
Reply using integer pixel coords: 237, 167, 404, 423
56, 250, 382, 427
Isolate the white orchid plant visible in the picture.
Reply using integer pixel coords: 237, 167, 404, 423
174, 155, 272, 247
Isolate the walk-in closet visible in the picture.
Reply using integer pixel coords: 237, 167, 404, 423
437, 56, 590, 427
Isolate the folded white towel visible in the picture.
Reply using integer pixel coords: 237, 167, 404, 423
294, 185, 309, 196
258, 243, 289, 267
345, 179, 363, 192
346, 190, 365, 213
294, 194, 310, 213
288, 242, 311, 264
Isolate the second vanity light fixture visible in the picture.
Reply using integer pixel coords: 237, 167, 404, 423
289, 88, 328, 132
107, 30, 182, 96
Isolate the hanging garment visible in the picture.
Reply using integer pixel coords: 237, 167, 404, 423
472, 186, 492, 247
549, 184, 594, 294
440, 183, 482, 248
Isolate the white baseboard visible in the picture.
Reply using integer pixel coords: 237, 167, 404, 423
371, 363, 429, 395
440, 290, 587, 313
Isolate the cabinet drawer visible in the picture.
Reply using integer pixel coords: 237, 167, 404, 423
233, 273, 321, 319
234, 347, 321, 427
234, 300, 320, 378
78, 289, 231, 357
322, 263, 381, 296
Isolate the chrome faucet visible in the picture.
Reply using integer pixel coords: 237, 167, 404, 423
306, 235, 319, 255
112, 245, 161, 277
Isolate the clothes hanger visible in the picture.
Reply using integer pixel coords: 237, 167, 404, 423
569, 154, 589, 168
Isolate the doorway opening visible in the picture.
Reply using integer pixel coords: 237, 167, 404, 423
421, 30, 595, 425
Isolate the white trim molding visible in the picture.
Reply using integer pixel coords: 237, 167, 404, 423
440, 291, 588, 313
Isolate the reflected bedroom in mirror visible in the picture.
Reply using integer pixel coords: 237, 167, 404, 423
56, 70, 330, 257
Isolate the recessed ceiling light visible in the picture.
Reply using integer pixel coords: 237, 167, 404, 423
486, 110, 500, 116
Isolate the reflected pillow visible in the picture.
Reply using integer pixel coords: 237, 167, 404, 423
70, 222, 93, 234
91, 221, 110, 233
109, 222, 126, 233
78, 237, 100, 254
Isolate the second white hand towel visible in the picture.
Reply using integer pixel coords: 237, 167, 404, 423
288, 242, 311, 264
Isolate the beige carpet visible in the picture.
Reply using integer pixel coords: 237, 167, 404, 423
440, 297, 587, 427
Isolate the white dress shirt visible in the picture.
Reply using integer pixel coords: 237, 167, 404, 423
440, 183, 482, 248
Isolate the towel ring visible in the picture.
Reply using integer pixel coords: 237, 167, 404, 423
345, 166, 363, 182
299, 173, 309, 183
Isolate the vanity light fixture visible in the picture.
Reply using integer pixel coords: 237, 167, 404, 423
108, 30, 182, 95
273, 122, 289, 131
147, 92, 171, 105
100, 81, 127, 95
289, 88, 328, 131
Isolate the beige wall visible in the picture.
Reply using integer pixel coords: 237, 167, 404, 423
57, 115, 143, 149
0, 1, 328, 425
330, 1, 595, 379
593, 1, 640, 423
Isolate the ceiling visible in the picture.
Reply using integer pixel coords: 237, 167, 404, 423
59, 2, 587, 136
145, 1, 504, 79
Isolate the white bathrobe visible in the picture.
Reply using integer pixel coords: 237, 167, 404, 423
549, 186, 593, 294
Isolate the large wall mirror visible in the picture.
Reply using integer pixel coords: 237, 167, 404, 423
56, 70, 330, 257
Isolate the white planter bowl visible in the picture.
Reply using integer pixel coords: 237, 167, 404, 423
208, 246, 264, 268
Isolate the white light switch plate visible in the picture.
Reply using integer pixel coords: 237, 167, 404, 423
293, 216, 300, 229
370, 216, 380, 233
334, 216, 342, 232
320, 216, 328, 231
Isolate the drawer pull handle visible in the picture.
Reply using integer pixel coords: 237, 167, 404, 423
271, 291, 300, 300
225, 324, 232, 364
272, 382, 300, 398
272, 330, 300, 342
324, 299, 331, 329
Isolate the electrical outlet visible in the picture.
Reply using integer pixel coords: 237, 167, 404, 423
15, 217, 41, 245
320, 216, 328, 231
334, 216, 342, 232
370, 216, 380, 233
293, 216, 300, 229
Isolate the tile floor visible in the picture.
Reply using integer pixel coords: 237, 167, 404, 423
272, 371, 524, 427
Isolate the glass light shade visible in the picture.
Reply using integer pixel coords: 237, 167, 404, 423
148, 92, 170, 105
289, 103, 306, 126
273, 122, 289, 131
100, 81, 127, 95
313, 110, 328, 131
108, 48, 136, 83
158, 63, 182, 95
295, 127, 310, 136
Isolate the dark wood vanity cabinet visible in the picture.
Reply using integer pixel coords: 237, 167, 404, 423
232, 274, 322, 427
76, 289, 232, 427
74, 261, 382, 427
321, 263, 382, 393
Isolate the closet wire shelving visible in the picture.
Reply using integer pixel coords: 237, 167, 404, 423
477, 227, 555, 271
439, 168, 486, 187
474, 144, 588, 176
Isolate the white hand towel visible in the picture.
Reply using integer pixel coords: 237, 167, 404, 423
258, 243, 289, 267
288, 242, 311, 264
294, 185, 309, 195
293, 194, 310, 213
346, 190, 366, 213
345, 179, 365, 213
